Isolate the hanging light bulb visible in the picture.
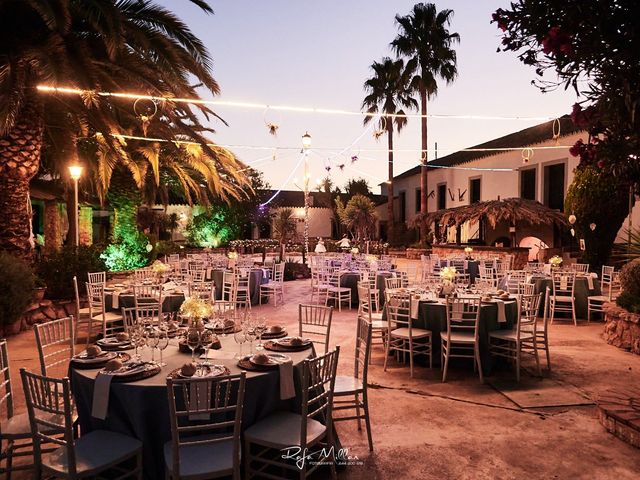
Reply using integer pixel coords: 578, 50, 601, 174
589, 223, 597, 231
568, 214, 576, 225
570, 228, 575, 237
302, 132, 312, 150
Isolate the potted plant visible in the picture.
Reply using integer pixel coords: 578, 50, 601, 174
33, 275, 47, 304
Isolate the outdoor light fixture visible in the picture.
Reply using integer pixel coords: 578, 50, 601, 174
302, 132, 312, 150
590, 223, 597, 231
68, 164, 83, 247
568, 214, 577, 225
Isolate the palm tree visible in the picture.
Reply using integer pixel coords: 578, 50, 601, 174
338, 194, 377, 243
0, 0, 230, 261
391, 3, 460, 240
362, 58, 417, 244
272, 208, 297, 260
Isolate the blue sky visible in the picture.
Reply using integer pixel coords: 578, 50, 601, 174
157, 1, 578, 193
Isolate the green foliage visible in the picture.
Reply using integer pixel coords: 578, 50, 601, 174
615, 291, 640, 314
36, 246, 106, 300
186, 207, 236, 247
337, 194, 377, 241
565, 165, 629, 270
101, 185, 149, 271
282, 258, 310, 281
272, 208, 297, 244
344, 178, 371, 196
0, 252, 35, 326
619, 258, 640, 298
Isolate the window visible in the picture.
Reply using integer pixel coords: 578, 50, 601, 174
544, 163, 566, 211
437, 184, 447, 210
520, 168, 536, 200
469, 178, 481, 204
415, 188, 421, 213
399, 191, 406, 223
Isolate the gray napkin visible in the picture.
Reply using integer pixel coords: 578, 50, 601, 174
279, 360, 295, 400
91, 373, 114, 420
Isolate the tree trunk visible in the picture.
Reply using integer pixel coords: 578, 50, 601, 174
387, 119, 395, 244
43, 200, 63, 255
420, 85, 429, 242
0, 95, 44, 262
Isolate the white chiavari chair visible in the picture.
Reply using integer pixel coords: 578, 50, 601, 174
87, 271, 106, 285
550, 271, 577, 325
72, 276, 93, 345
587, 265, 618, 321
325, 271, 351, 312
442, 297, 482, 383
34, 316, 75, 377
259, 262, 285, 306
298, 304, 333, 355
86, 283, 122, 339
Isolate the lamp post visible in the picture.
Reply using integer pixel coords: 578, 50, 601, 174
302, 132, 312, 262
68, 164, 83, 247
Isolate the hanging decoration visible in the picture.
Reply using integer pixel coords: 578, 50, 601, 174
133, 98, 158, 136
263, 107, 282, 137
570, 228, 576, 237
351, 154, 359, 163
373, 116, 386, 140
568, 214, 577, 225
590, 223, 597, 231
521, 147, 534, 164
552, 118, 561, 143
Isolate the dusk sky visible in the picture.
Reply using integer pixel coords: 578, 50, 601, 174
158, 0, 578, 193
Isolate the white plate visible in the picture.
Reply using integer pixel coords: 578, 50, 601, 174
73, 351, 118, 363
276, 337, 311, 347
250, 353, 290, 366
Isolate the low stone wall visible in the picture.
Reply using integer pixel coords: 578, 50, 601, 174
603, 302, 640, 355
4, 299, 77, 336
405, 248, 429, 260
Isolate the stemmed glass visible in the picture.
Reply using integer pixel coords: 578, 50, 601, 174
185, 327, 201, 363
233, 328, 246, 359
254, 317, 267, 351
200, 329, 215, 366
157, 324, 169, 367
147, 328, 160, 363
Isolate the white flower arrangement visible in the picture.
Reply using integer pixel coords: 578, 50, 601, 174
351, 247, 359, 254
179, 297, 212, 320
228, 251, 239, 260
464, 247, 473, 255
440, 266, 457, 282
151, 260, 171, 274
549, 255, 563, 267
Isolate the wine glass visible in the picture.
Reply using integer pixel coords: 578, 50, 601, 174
147, 328, 160, 363
245, 325, 256, 355
157, 325, 169, 367
233, 329, 246, 359
185, 328, 201, 363
200, 329, 215, 366
255, 317, 267, 351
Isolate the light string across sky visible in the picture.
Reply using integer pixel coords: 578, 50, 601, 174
36, 84, 572, 195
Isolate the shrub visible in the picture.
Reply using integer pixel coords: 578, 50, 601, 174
616, 291, 640, 314
283, 258, 310, 281
619, 258, 640, 298
0, 252, 35, 327
37, 245, 106, 300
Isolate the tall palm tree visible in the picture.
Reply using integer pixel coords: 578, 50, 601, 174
338, 194, 377, 243
362, 58, 417, 244
0, 0, 231, 261
391, 3, 460, 240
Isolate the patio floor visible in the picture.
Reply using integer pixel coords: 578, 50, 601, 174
5, 272, 640, 479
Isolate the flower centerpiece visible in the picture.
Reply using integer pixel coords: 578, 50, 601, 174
179, 297, 212, 328
350, 247, 359, 255
439, 266, 457, 296
464, 246, 473, 259
151, 259, 171, 278
549, 255, 563, 269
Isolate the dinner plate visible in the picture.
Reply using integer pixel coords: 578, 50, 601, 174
73, 350, 118, 364
275, 337, 311, 347
249, 352, 290, 367
176, 364, 227, 379
97, 337, 131, 347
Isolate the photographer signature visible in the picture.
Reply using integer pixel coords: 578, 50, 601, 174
281, 446, 358, 469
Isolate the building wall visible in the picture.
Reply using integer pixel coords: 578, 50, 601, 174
270, 206, 334, 240
377, 130, 640, 245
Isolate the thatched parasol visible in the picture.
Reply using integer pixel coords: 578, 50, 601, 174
412, 198, 569, 229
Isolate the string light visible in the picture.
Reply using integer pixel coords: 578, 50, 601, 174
260, 152, 306, 206
36, 85, 558, 122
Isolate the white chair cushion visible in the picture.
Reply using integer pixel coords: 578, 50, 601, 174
244, 411, 326, 448
42, 430, 141, 476
328, 287, 350, 293
334, 375, 363, 395
91, 312, 122, 322
588, 295, 609, 302
163, 437, 233, 477
369, 312, 384, 321
441, 331, 476, 344
489, 329, 534, 341
552, 295, 574, 302
371, 320, 387, 330
77, 307, 92, 315
390, 328, 431, 339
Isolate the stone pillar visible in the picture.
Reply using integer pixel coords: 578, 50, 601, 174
43, 201, 62, 255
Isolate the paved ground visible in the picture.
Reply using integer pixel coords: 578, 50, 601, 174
5, 272, 640, 479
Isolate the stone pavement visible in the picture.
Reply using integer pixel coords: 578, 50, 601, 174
5, 275, 640, 479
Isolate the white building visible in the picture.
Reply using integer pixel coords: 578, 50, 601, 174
378, 116, 638, 252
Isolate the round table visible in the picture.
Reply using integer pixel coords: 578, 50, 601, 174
413, 299, 518, 374
532, 275, 600, 319
210, 268, 268, 305
339, 271, 394, 307
70, 337, 314, 479
105, 291, 186, 313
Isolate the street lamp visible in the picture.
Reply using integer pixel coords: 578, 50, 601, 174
302, 132, 311, 262
68, 164, 83, 247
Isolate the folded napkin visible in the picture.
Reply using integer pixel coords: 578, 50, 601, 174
279, 360, 295, 400
91, 372, 114, 420
206, 267, 213, 280
543, 264, 552, 276
410, 297, 420, 320
525, 274, 533, 284
587, 275, 595, 290
495, 299, 507, 324
560, 276, 568, 290
497, 275, 509, 291
189, 381, 210, 421
112, 290, 121, 309
464, 260, 469, 271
